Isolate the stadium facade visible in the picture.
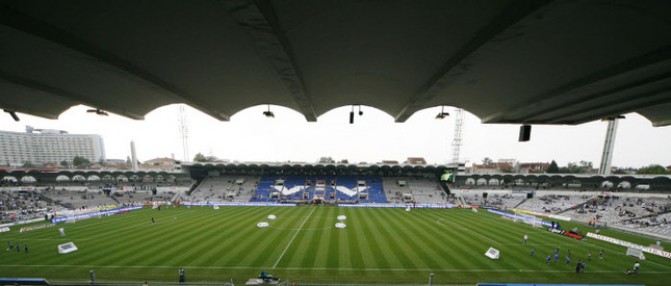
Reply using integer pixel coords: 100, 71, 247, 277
0, 126, 105, 166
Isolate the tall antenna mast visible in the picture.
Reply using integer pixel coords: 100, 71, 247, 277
451, 108, 464, 164
599, 117, 620, 175
178, 105, 190, 162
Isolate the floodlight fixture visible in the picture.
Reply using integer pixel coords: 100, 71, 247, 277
4, 110, 19, 121
262, 104, 274, 118
519, 124, 531, 142
87, 108, 108, 116
435, 106, 449, 119
603, 115, 625, 121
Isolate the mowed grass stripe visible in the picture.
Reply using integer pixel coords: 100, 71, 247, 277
270, 206, 324, 267
342, 209, 366, 269
333, 209, 352, 269
339, 208, 395, 282
0, 209, 190, 278
398, 209, 470, 269
357, 208, 395, 269
292, 207, 338, 279
288, 207, 335, 268
411, 209, 492, 270
140, 210, 248, 266
280, 206, 322, 268
38, 210, 181, 266
381, 209, 451, 269
190, 206, 281, 266
416, 209, 567, 284
457, 210, 632, 272
326, 209, 342, 270
367, 208, 428, 269
352, 208, 386, 269
424, 209, 498, 270
158, 208, 253, 265
91, 208, 219, 266
212, 208, 300, 267
348, 208, 379, 269
442, 210, 543, 271
314, 207, 337, 267
439, 210, 545, 271
84, 207, 256, 267
233, 207, 310, 267
122, 208, 234, 266
3, 206, 671, 285
440, 210, 636, 276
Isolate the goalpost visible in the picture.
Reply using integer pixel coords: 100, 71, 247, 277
513, 211, 543, 228
626, 248, 646, 260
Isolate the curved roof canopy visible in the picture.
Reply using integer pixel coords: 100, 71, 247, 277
1, 0, 671, 126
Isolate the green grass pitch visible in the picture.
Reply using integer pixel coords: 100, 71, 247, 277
1, 206, 670, 285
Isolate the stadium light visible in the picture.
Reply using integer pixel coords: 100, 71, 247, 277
3, 110, 19, 121
519, 124, 531, 142
86, 108, 108, 116
603, 115, 625, 121
435, 106, 449, 119
263, 104, 274, 118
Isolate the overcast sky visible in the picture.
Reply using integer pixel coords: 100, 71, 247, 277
2, 104, 670, 168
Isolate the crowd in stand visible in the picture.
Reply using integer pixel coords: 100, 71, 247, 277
0, 190, 48, 223
0, 181, 192, 224
4, 175, 671, 239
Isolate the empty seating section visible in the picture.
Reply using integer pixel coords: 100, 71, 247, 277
333, 176, 360, 202
251, 176, 281, 202
514, 194, 588, 213
452, 192, 526, 209
41, 188, 118, 209
382, 177, 449, 204
408, 179, 447, 204
251, 175, 388, 203
187, 176, 260, 203
382, 177, 408, 203
363, 177, 386, 203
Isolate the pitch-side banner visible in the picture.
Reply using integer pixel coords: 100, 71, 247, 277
548, 228, 584, 240
586, 232, 671, 259
513, 209, 572, 222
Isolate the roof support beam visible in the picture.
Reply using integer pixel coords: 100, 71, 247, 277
0, 5, 229, 121
221, 0, 317, 122
484, 46, 671, 123
0, 71, 145, 119
394, 0, 553, 122
545, 87, 671, 124
522, 71, 671, 122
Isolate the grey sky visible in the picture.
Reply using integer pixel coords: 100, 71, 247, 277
2, 104, 670, 168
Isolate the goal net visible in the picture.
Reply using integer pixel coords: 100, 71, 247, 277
514, 211, 543, 228
626, 248, 646, 260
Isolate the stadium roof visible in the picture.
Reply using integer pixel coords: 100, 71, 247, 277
1, 1, 671, 126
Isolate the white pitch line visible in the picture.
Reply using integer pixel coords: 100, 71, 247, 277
272, 207, 316, 268
2, 264, 670, 274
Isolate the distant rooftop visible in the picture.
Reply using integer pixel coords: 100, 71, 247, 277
25, 125, 67, 134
